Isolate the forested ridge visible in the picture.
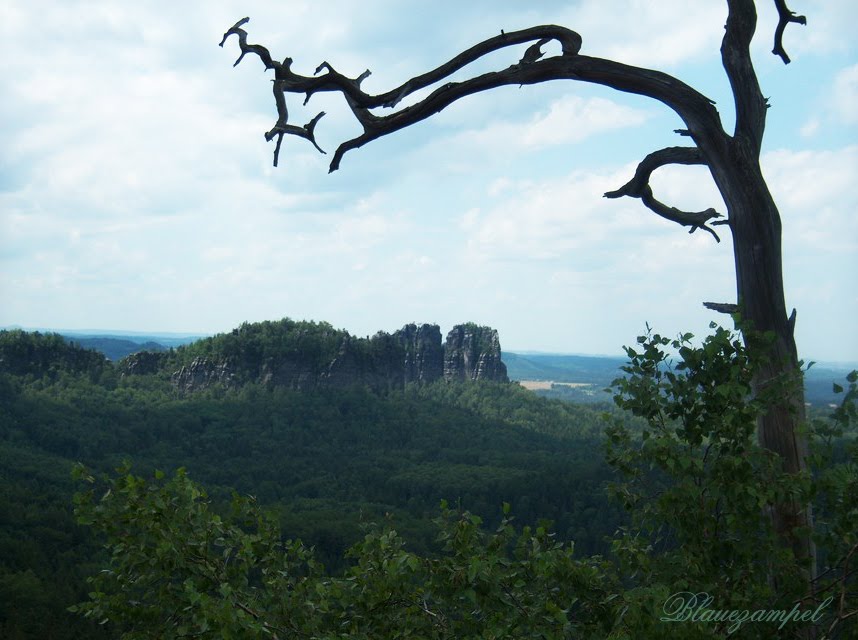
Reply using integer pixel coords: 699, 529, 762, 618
165, 318, 350, 375
0, 327, 620, 639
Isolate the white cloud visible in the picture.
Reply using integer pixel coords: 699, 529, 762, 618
521, 96, 650, 147
558, 1, 727, 68
763, 146, 858, 358
832, 64, 858, 125
459, 208, 481, 231
464, 161, 724, 263
800, 118, 820, 138
444, 95, 651, 157
763, 146, 858, 252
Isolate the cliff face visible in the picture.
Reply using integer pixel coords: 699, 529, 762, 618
172, 357, 236, 392
444, 324, 509, 383
164, 321, 507, 392
395, 323, 444, 384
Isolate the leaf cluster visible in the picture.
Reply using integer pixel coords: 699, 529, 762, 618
71, 465, 622, 639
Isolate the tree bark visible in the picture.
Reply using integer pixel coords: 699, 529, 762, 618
708, 138, 814, 579
710, 0, 815, 581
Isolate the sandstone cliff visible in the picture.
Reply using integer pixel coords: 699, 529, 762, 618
444, 324, 509, 382
157, 320, 508, 393
171, 357, 237, 392
395, 323, 444, 384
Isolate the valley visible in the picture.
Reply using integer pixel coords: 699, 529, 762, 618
0, 319, 853, 638
0, 321, 621, 639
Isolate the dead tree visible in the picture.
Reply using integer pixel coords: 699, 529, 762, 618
221, 1, 813, 579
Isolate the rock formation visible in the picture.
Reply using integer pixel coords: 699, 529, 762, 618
444, 324, 509, 382
171, 357, 236, 392
118, 350, 167, 376
162, 321, 507, 392
395, 323, 444, 384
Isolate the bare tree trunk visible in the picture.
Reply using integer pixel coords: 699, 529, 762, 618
709, 142, 815, 580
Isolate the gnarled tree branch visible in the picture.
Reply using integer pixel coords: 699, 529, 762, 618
604, 147, 725, 242
220, 19, 723, 172
773, 0, 807, 64
720, 0, 805, 153
221, 1, 804, 170
219, 17, 276, 70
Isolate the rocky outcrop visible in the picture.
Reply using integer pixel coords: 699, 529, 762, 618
325, 334, 394, 390
324, 327, 442, 390
165, 321, 507, 393
171, 357, 236, 392
444, 324, 509, 383
395, 323, 444, 384
118, 350, 167, 376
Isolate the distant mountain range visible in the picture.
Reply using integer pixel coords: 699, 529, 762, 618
1, 326, 205, 351
503, 352, 625, 385
0, 328, 203, 361
62, 337, 168, 361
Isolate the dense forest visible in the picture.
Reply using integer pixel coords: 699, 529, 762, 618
1, 324, 855, 638
0, 326, 624, 639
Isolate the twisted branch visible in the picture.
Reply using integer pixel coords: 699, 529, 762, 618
220, 20, 585, 169
219, 18, 328, 166
220, 18, 722, 172
604, 147, 725, 242
220, 5, 801, 232
219, 17, 276, 70
773, 0, 807, 64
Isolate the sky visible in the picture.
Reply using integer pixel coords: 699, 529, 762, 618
1, 1, 856, 361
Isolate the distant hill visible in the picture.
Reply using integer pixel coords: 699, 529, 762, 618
0, 330, 109, 378
58, 331, 204, 349
804, 364, 857, 407
63, 336, 168, 361
504, 352, 625, 385
503, 352, 625, 404
505, 351, 854, 408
